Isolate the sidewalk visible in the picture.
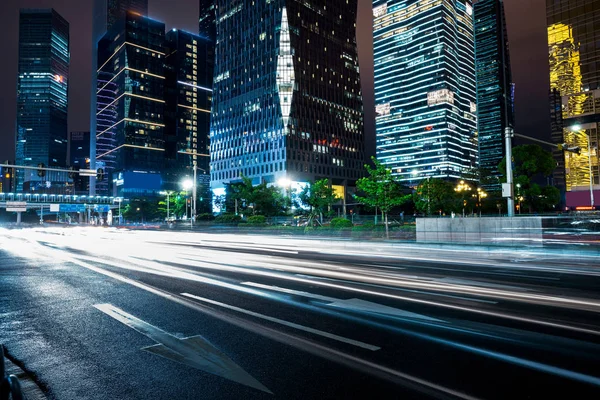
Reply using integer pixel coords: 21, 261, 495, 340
2, 353, 47, 400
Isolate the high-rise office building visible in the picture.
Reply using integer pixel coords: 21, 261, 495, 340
165, 29, 213, 212
70, 131, 91, 193
373, 0, 478, 184
90, 0, 149, 195
547, 0, 600, 208
107, 0, 148, 31
95, 12, 165, 197
15, 9, 69, 192
198, 0, 215, 41
210, 1, 365, 203
474, 0, 513, 191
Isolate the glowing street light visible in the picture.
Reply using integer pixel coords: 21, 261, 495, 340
454, 180, 472, 217
160, 190, 175, 222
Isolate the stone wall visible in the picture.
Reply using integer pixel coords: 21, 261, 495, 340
416, 217, 543, 247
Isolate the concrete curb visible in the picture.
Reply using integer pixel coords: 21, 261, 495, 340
3, 357, 47, 400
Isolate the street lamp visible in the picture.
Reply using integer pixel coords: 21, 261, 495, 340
475, 188, 488, 217
182, 179, 193, 227
454, 180, 472, 217
159, 190, 175, 222
277, 178, 292, 214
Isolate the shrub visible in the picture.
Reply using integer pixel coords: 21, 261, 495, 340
330, 217, 354, 229
214, 213, 241, 224
197, 213, 215, 221
246, 215, 267, 225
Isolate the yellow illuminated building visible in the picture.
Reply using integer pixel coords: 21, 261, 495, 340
548, 23, 598, 192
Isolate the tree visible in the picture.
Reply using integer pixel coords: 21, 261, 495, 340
413, 178, 460, 216
227, 176, 286, 217
355, 157, 412, 239
297, 179, 340, 226
499, 144, 558, 212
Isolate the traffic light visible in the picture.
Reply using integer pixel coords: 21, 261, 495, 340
68, 167, 76, 179
37, 163, 46, 178
96, 168, 104, 181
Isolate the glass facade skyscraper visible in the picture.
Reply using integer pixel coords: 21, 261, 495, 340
165, 29, 213, 212
198, 0, 215, 42
90, 0, 149, 195
210, 1, 364, 199
95, 12, 165, 196
373, 0, 478, 184
107, 0, 148, 31
15, 9, 69, 192
474, 0, 513, 191
547, 0, 600, 207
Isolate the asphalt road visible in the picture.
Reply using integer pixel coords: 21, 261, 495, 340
1, 227, 600, 399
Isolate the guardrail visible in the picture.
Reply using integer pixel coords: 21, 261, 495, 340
0, 345, 24, 400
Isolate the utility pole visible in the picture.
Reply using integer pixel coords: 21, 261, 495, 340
504, 127, 515, 217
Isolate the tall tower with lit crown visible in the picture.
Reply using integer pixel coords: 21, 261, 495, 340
547, 0, 600, 208
210, 1, 364, 204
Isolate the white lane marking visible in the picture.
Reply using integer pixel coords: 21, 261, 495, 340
242, 282, 441, 322
94, 304, 272, 394
13, 234, 483, 399
180, 293, 381, 352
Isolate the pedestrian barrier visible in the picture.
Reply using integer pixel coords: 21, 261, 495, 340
0, 345, 24, 400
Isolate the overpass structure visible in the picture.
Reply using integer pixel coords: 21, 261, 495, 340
0, 193, 125, 225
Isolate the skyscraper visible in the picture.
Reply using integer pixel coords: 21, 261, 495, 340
90, 0, 149, 195
474, 0, 514, 191
547, 0, 600, 208
373, 0, 478, 184
69, 131, 91, 193
198, 0, 215, 42
95, 12, 165, 197
164, 29, 213, 212
107, 0, 148, 31
210, 1, 365, 204
15, 9, 69, 192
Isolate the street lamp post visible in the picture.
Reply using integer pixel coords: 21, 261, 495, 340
278, 178, 292, 215
182, 179, 193, 228
159, 191, 175, 222
454, 180, 472, 217
476, 188, 488, 217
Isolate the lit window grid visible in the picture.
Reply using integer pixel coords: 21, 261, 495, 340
210, 1, 364, 189
373, 0, 477, 182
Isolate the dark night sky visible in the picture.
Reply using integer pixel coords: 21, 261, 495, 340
0, 0, 549, 163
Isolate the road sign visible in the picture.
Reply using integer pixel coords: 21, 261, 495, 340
6, 201, 27, 212
79, 169, 97, 177
59, 204, 86, 213
93, 205, 110, 213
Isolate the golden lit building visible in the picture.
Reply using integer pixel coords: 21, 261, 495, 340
547, 1, 600, 208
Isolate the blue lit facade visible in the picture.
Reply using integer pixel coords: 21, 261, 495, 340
15, 9, 69, 192
95, 12, 165, 197
198, 0, 215, 42
474, 0, 513, 190
210, 1, 364, 196
373, 0, 478, 184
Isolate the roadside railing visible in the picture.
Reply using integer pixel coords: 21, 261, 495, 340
0, 345, 24, 400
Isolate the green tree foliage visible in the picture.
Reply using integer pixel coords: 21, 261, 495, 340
297, 179, 340, 225
499, 144, 559, 212
227, 176, 286, 217
413, 178, 460, 216
355, 157, 411, 238
122, 199, 161, 223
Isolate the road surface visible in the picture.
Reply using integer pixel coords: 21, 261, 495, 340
1, 227, 599, 399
